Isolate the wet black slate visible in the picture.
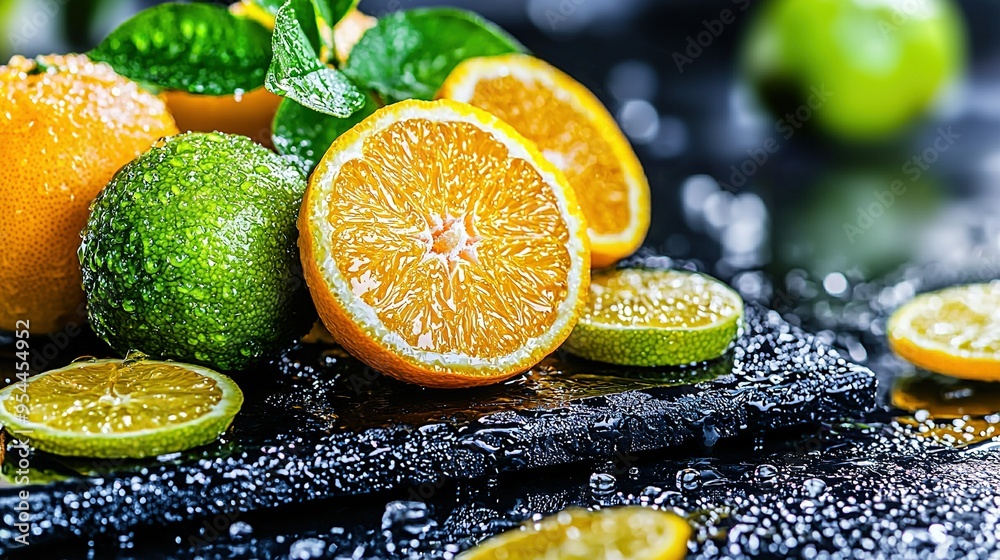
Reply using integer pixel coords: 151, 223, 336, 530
0, 305, 876, 552
52, 422, 999, 560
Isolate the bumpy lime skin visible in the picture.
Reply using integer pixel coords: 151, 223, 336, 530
79, 132, 314, 371
563, 313, 742, 367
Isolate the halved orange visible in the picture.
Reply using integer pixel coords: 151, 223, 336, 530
439, 54, 651, 268
299, 99, 590, 388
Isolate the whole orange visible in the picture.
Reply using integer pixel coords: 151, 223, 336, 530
162, 87, 281, 147
0, 54, 178, 334
156, 1, 284, 147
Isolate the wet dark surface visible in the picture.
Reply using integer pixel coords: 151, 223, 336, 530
0, 300, 877, 556
7, 259, 999, 559
35, 422, 1000, 560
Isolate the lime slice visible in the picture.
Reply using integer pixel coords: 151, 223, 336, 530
888, 282, 1000, 381
0, 356, 243, 458
457, 507, 691, 560
563, 269, 744, 367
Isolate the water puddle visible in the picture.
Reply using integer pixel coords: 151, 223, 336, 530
892, 370, 1000, 448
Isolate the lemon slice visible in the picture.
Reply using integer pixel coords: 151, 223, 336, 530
0, 357, 243, 458
440, 54, 651, 268
457, 507, 691, 560
564, 269, 744, 367
888, 282, 1000, 381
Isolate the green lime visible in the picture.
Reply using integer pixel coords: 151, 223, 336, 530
563, 269, 744, 367
0, 356, 243, 458
79, 132, 314, 371
743, 0, 965, 141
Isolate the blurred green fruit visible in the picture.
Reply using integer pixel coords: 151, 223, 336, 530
773, 166, 942, 280
743, 0, 966, 141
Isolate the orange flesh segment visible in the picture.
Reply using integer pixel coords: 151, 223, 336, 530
586, 270, 743, 329
465, 76, 631, 237
327, 118, 573, 359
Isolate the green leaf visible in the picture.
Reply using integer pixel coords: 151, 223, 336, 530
319, 0, 359, 60
265, 0, 366, 118
313, 0, 358, 29
272, 94, 378, 175
247, 0, 356, 57
247, 0, 356, 26
89, 3, 273, 95
343, 8, 526, 103
287, 0, 323, 55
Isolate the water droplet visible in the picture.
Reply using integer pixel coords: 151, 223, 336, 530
702, 421, 720, 447
589, 472, 616, 497
803, 477, 827, 497
676, 468, 701, 491
228, 521, 252, 538
121, 350, 149, 366
754, 464, 778, 485
288, 537, 327, 559
381, 501, 437, 555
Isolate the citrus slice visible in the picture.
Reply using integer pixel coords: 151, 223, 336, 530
457, 507, 691, 560
439, 54, 651, 268
888, 282, 1000, 381
0, 357, 243, 458
564, 269, 744, 367
299, 99, 590, 389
